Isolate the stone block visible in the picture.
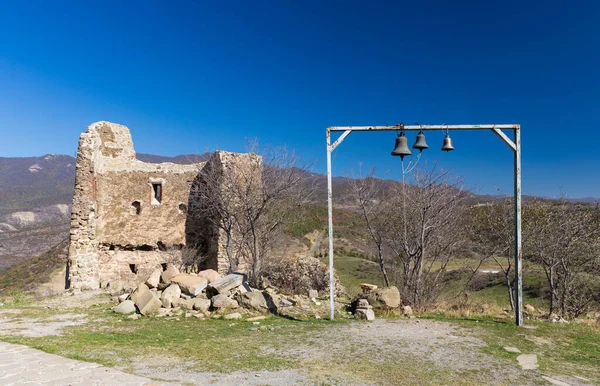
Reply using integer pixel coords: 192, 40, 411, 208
161, 284, 182, 308
211, 294, 239, 309
355, 308, 375, 321
113, 300, 136, 315
136, 290, 162, 316
171, 273, 208, 297
145, 268, 162, 289
193, 298, 211, 313
237, 291, 269, 311
198, 269, 221, 283
207, 273, 245, 296
161, 265, 180, 285
130, 283, 150, 305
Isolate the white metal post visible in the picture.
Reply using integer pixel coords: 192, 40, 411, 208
326, 129, 335, 320
514, 126, 523, 326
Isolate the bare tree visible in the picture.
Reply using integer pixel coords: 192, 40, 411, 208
467, 198, 516, 310
525, 198, 599, 317
345, 166, 391, 287
385, 166, 469, 308
191, 140, 314, 286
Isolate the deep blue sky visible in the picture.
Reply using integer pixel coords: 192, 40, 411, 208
1, 1, 598, 197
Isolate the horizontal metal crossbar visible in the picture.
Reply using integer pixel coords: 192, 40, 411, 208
328, 124, 519, 132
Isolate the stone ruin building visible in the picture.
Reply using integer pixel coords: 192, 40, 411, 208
67, 121, 256, 290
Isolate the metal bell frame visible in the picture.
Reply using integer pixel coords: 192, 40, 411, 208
326, 123, 522, 327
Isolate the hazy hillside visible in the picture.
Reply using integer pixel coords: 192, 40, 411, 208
0, 154, 76, 215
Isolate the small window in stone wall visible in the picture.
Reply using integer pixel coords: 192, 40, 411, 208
152, 183, 162, 205
131, 201, 142, 215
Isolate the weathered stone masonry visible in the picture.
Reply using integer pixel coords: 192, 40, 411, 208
67, 121, 253, 290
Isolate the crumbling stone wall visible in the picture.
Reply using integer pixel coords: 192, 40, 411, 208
68, 121, 254, 290
186, 150, 262, 275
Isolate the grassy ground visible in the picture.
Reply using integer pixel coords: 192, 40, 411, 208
0, 297, 598, 385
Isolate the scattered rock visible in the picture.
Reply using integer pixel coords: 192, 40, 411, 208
516, 354, 538, 370
130, 283, 150, 304
171, 273, 208, 297
237, 292, 269, 311
161, 265, 180, 285
279, 298, 294, 308
145, 268, 162, 289
113, 300, 136, 315
136, 290, 162, 315
193, 298, 211, 313
224, 312, 242, 320
177, 298, 197, 311
161, 284, 182, 308
503, 347, 521, 353
308, 289, 318, 299
198, 269, 221, 283
127, 313, 141, 320
211, 294, 239, 309
355, 308, 375, 321
207, 274, 245, 296
402, 305, 413, 317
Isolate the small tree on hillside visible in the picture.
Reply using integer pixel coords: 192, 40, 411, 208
346, 166, 392, 287
525, 198, 599, 317
385, 166, 469, 308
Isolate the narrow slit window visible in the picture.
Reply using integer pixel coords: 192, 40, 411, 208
131, 201, 142, 215
152, 183, 162, 204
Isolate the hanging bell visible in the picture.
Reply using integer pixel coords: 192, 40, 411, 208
412, 130, 429, 152
391, 132, 412, 160
441, 133, 455, 151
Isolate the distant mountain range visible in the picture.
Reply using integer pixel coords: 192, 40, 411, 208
0, 152, 597, 216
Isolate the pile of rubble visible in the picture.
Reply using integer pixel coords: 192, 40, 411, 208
111, 264, 320, 319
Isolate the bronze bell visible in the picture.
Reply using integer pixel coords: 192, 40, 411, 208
391, 132, 412, 160
412, 130, 429, 151
441, 133, 454, 151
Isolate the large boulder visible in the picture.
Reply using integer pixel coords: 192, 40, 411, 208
171, 273, 208, 297
113, 300, 136, 315
366, 286, 401, 309
198, 269, 221, 283
237, 291, 269, 311
211, 294, 239, 309
136, 290, 162, 315
161, 284, 182, 308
